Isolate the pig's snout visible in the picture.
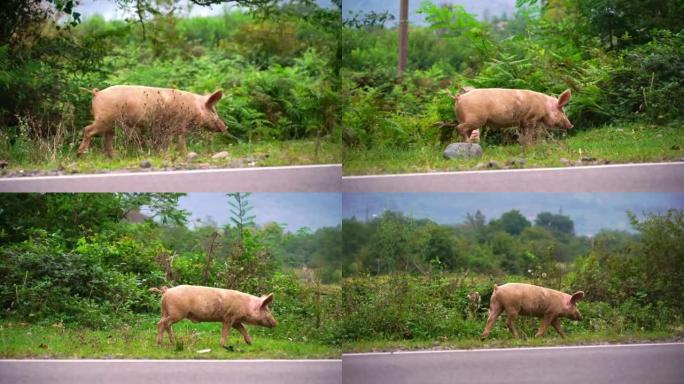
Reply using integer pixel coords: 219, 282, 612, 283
269, 318, 278, 328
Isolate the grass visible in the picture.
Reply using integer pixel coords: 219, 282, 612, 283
343, 123, 684, 175
0, 135, 341, 176
343, 329, 684, 353
0, 318, 340, 359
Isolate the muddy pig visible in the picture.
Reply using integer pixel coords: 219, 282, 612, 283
480, 283, 584, 340
151, 285, 277, 347
77, 85, 226, 157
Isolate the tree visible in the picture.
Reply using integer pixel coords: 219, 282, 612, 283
534, 212, 575, 236
490, 210, 531, 235
227, 193, 256, 242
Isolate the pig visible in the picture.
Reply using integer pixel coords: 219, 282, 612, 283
77, 85, 227, 157
480, 283, 584, 340
455, 88, 573, 144
152, 285, 277, 347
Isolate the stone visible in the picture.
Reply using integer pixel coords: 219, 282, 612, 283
140, 159, 152, 168
186, 152, 198, 162
211, 151, 230, 160
0, 160, 8, 169
559, 157, 571, 166
443, 142, 483, 159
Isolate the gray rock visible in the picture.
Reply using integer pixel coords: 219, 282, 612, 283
0, 160, 8, 169
560, 157, 571, 166
140, 159, 152, 168
443, 143, 483, 159
212, 151, 230, 160
186, 152, 198, 162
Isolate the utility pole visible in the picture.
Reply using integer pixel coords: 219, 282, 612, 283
398, 0, 409, 73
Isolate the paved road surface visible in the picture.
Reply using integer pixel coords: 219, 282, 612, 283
342, 162, 684, 192
0, 359, 341, 384
342, 343, 684, 384
0, 164, 341, 192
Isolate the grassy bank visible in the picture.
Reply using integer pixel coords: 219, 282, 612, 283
343, 329, 684, 353
0, 138, 341, 176
0, 318, 340, 359
343, 123, 684, 175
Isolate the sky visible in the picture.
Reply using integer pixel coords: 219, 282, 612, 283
177, 193, 341, 231
75, 0, 334, 21
75, 1, 514, 23
342, 193, 684, 236
343, 0, 518, 25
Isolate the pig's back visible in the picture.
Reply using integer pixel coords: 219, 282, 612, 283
459, 88, 547, 125
496, 283, 557, 316
92, 85, 198, 123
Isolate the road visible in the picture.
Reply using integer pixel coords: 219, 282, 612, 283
342, 162, 684, 192
0, 359, 341, 384
342, 343, 684, 384
0, 164, 341, 192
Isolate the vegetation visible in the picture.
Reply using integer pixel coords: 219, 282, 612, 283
0, 193, 343, 358
0, 1, 342, 173
342, 0, 684, 174
340, 208, 684, 350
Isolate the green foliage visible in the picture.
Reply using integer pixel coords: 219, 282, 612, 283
343, 209, 589, 277
1, 4, 340, 165
342, 0, 683, 151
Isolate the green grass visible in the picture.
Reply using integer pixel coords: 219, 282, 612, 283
343, 123, 684, 175
0, 137, 341, 176
343, 329, 684, 353
0, 318, 340, 359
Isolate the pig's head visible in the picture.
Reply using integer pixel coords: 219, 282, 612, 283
563, 291, 585, 321
201, 90, 227, 133
248, 293, 278, 328
543, 89, 573, 130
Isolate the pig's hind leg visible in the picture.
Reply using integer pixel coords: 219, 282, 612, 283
234, 323, 253, 345
504, 310, 519, 338
77, 122, 109, 157
104, 130, 115, 158
480, 302, 503, 340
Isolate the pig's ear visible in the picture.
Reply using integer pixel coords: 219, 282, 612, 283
206, 90, 223, 108
570, 291, 585, 305
558, 89, 572, 108
261, 293, 274, 308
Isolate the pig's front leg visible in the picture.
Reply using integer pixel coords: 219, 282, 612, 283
234, 322, 253, 345
552, 318, 566, 338
220, 319, 234, 347
535, 315, 552, 337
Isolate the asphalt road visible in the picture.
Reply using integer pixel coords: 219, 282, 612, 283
342, 343, 684, 384
0, 164, 341, 192
0, 359, 341, 384
342, 162, 684, 192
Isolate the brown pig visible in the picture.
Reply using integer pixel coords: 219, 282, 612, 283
480, 283, 584, 340
153, 285, 277, 347
77, 85, 226, 157
455, 88, 573, 143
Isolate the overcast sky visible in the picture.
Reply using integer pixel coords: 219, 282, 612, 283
343, 0, 518, 24
178, 193, 341, 231
342, 193, 684, 236
75, 0, 334, 21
